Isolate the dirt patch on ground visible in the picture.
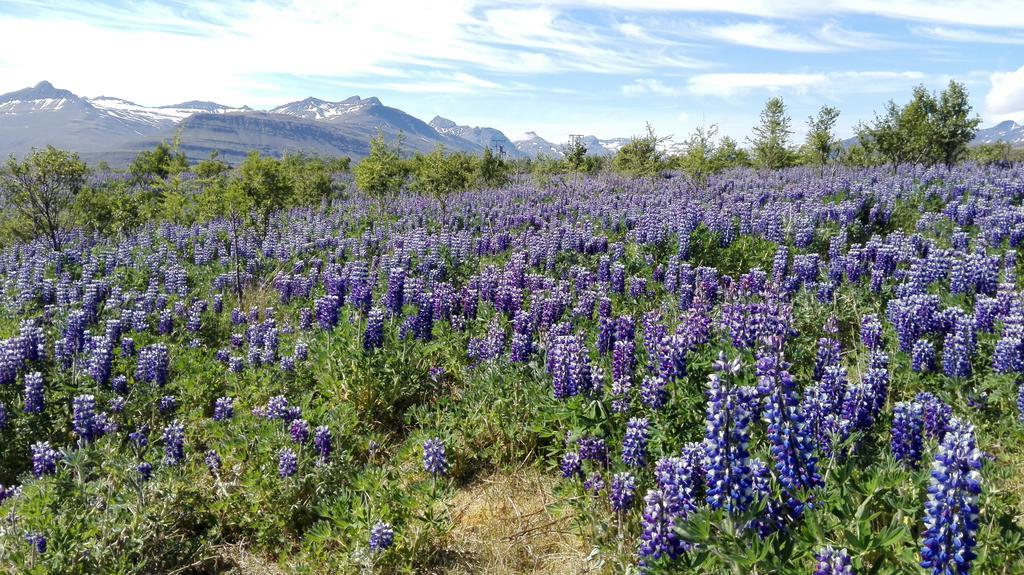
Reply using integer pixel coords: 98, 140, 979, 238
443, 469, 593, 575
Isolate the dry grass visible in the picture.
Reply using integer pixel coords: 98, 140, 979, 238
441, 469, 594, 575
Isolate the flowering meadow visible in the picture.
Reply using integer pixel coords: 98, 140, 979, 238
2, 164, 1024, 574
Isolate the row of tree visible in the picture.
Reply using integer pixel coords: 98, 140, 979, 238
615, 80, 988, 186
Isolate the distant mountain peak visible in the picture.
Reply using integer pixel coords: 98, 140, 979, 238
1, 80, 80, 104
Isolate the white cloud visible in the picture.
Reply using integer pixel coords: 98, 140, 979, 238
537, 1, 1024, 28
986, 66, 1024, 121
622, 79, 682, 96
0, 0, 708, 107
687, 73, 829, 97
686, 70, 930, 97
702, 22, 836, 52
913, 26, 1024, 44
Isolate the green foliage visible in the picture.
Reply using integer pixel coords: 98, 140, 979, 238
858, 81, 981, 171
709, 136, 751, 171
613, 124, 666, 178
675, 123, 719, 188
805, 105, 841, 169
0, 146, 89, 251
475, 147, 510, 189
354, 132, 409, 212
749, 97, 796, 170
72, 183, 156, 237
129, 139, 188, 185
281, 153, 340, 207
409, 146, 475, 213
969, 141, 1024, 166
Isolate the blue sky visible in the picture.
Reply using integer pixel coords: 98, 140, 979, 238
1, 0, 1022, 144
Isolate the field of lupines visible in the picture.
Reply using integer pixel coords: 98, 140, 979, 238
2, 164, 1024, 574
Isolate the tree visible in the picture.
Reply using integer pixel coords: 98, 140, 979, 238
564, 136, 587, 187
613, 123, 666, 178
354, 132, 409, 214
805, 105, 841, 172
0, 146, 88, 251
969, 142, 1020, 166
749, 97, 795, 170
857, 96, 926, 174
676, 123, 719, 188
709, 136, 751, 171
232, 152, 293, 239
409, 146, 475, 217
129, 138, 188, 184
932, 80, 981, 167
476, 147, 509, 188
282, 153, 336, 207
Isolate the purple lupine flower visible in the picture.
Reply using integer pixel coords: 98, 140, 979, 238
31, 441, 60, 478
72, 394, 98, 444
314, 295, 340, 330
137, 461, 153, 481
385, 267, 406, 316
278, 448, 298, 478
161, 421, 185, 466
759, 349, 821, 516
262, 395, 290, 421
112, 374, 128, 395
654, 449, 703, 518
583, 473, 606, 496
362, 308, 384, 351
860, 313, 882, 350
891, 401, 924, 469
813, 336, 841, 382
423, 437, 448, 477
128, 426, 149, 449
25, 532, 46, 555
560, 451, 583, 480
23, 371, 44, 414
1018, 381, 1024, 424
108, 396, 126, 413
920, 418, 982, 575
158, 395, 178, 415
121, 337, 135, 357
578, 436, 609, 469
294, 341, 309, 362
0, 402, 6, 430
814, 546, 854, 575
705, 354, 755, 514
313, 425, 332, 464
942, 317, 973, 379
608, 470, 638, 513
213, 397, 234, 421
205, 450, 221, 474
369, 521, 395, 552
622, 417, 650, 468
640, 376, 668, 410
290, 419, 310, 444
637, 488, 686, 564
912, 339, 936, 373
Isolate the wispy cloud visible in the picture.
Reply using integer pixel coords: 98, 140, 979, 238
686, 71, 930, 97
622, 79, 682, 96
913, 26, 1024, 44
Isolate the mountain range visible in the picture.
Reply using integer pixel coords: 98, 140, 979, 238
1, 81, 1021, 166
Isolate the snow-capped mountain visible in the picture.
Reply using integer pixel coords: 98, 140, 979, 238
513, 132, 563, 158
429, 116, 523, 158
972, 120, 1024, 146
86, 96, 249, 130
269, 96, 376, 120
512, 132, 636, 158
